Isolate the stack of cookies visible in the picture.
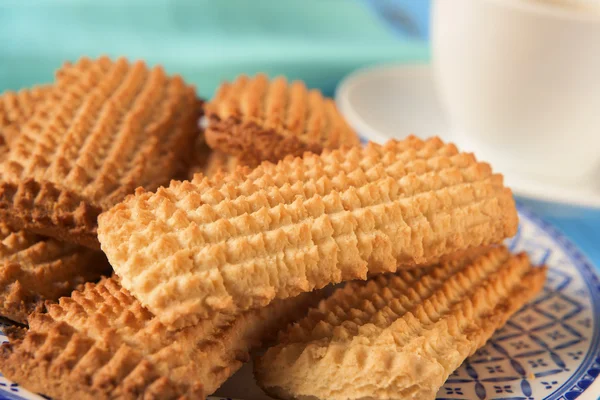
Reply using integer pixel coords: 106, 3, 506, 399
0, 57, 546, 400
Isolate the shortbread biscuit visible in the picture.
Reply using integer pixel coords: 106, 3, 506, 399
255, 247, 547, 400
0, 277, 320, 399
202, 150, 245, 178
0, 222, 110, 324
205, 74, 360, 165
0, 85, 51, 151
0, 57, 202, 248
188, 140, 246, 180
0, 85, 51, 129
98, 136, 519, 328
0, 101, 110, 324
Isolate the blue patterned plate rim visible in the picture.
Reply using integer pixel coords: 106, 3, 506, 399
513, 204, 600, 400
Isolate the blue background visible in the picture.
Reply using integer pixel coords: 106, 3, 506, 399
1, 0, 598, 270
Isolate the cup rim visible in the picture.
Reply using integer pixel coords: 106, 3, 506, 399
479, 0, 600, 22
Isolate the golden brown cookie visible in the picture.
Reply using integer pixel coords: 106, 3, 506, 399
204, 74, 360, 165
187, 140, 247, 180
0, 277, 321, 400
0, 222, 110, 324
0, 57, 202, 249
0, 90, 111, 324
254, 247, 547, 400
98, 136, 519, 329
0, 85, 51, 128
0, 85, 52, 153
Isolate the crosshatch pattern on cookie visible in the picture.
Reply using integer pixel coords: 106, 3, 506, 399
0, 86, 52, 156
99, 136, 519, 329
205, 73, 360, 165
0, 276, 321, 400
0, 57, 202, 249
255, 247, 547, 400
188, 140, 247, 181
0, 222, 110, 324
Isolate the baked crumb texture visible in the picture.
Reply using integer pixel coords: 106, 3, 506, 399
0, 277, 320, 400
99, 136, 519, 329
187, 140, 246, 181
205, 74, 361, 165
0, 56, 202, 249
0, 85, 52, 151
255, 246, 547, 400
0, 222, 109, 324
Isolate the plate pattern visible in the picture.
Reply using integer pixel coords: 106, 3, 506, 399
437, 207, 600, 400
1, 205, 599, 400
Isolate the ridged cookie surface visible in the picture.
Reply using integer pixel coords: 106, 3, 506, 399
188, 140, 246, 180
205, 74, 360, 165
0, 277, 320, 400
255, 247, 547, 400
0, 85, 51, 138
98, 136, 519, 328
0, 57, 202, 248
0, 86, 52, 154
0, 96, 111, 324
0, 222, 110, 324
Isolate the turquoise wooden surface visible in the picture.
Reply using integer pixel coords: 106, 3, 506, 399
0, 0, 597, 271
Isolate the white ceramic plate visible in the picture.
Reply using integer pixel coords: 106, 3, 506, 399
335, 64, 600, 209
1, 205, 599, 400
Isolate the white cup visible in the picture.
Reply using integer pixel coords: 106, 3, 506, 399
432, 0, 600, 181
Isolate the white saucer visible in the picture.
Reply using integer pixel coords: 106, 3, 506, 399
335, 64, 600, 209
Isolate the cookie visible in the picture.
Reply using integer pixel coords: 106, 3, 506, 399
0, 57, 202, 248
0, 222, 110, 324
204, 74, 360, 165
0, 88, 111, 324
0, 277, 321, 399
254, 246, 547, 400
188, 140, 246, 180
0, 85, 52, 152
98, 136, 519, 328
